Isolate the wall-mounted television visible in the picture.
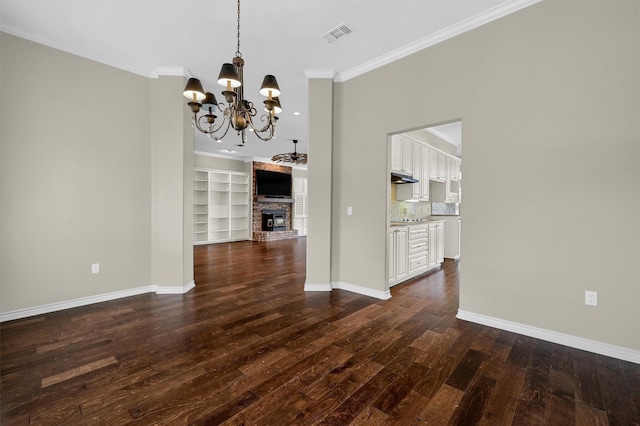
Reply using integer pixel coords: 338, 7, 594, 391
255, 170, 292, 197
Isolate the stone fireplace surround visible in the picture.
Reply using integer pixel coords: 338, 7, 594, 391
252, 162, 298, 242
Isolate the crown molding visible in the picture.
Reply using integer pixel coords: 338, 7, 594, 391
193, 150, 253, 162
150, 67, 187, 78
425, 127, 458, 146
193, 151, 307, 170
335, 0, 543, 82
304, 69, 337, 79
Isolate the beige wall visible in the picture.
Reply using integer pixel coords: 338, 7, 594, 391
194, 153, 250, 173
292, 168, 308, 179
0, 33, 152, 312
306, 77, 333, 286
150, 76, 194, 287
329, 0, 639, 350
0, 33, 194, 314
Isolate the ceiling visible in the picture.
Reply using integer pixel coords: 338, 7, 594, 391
0, 0, 535, 165
426, 122, 463, 157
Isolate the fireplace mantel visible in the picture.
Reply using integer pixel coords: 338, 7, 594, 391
257, 197, 294, 203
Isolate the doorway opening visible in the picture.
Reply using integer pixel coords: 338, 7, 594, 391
387, 120, 462, 290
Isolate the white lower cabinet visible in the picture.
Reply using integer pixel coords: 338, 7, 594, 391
389, 222, 445, 287
428, 221, 445, 268
407, 224, 429, 275
389, 226, 408, 286
437, 222, 445, 264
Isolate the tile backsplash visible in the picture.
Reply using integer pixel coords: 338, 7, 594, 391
389, 200, 431, 222
431, 202, 460, 215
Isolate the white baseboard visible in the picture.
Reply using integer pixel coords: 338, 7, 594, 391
155, 280, 196, 295
0, 281, 196, 323
304, 280, 391, 300
457, 309, 640, 364
304, 282, 332, 292
331, 281, 392, 301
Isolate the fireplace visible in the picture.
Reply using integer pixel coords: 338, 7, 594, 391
262, 210, 286, 231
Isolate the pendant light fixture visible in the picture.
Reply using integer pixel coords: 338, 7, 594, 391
182, 0, 281, 145
271, 139, 307, 165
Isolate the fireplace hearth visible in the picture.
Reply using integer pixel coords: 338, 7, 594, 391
262, 210, 286, 231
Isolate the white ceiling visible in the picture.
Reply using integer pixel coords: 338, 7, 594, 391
426, 122, 463, 157
0, 0, 536, 164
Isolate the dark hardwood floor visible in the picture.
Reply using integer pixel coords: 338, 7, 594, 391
2, 237, 640, 425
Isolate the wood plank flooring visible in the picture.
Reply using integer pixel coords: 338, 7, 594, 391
2, 237, 640, 425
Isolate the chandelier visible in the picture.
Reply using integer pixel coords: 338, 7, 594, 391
271, 139, 307, 165
182, 0, 282, 145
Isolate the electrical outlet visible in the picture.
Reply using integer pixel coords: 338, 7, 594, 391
585, 290, 597, 306
92, 263, 100, 274
347, 206, 353, 215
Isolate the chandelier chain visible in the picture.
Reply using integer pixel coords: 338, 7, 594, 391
235, 0, 241, 57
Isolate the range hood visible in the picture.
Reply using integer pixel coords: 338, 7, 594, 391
391, 172, 418, 184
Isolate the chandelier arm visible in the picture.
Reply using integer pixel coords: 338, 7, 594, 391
194, 114, 229, 136
206, 119, 234, 141
249, 125, 275, 142
247, 113, 275, 134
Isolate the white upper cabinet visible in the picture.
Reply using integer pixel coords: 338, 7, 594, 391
396, 139, 430, 201
391, 135, 413, 175
429, 148, 447, 181
420, 145, 430, 200
448, 157, 461, 181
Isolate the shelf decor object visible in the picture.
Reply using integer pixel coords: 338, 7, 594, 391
182, 0, 282, 145
271, 139, 308, 165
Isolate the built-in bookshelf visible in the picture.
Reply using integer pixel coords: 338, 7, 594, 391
193, 169, 250, 244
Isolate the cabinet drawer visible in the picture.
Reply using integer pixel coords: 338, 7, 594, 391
408, 226, 428, 240
408, 241, 428, 255
409, 255, 428, 272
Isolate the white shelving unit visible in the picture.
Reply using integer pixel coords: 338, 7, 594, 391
293, 177, 308, 236
193, 169, 250, 244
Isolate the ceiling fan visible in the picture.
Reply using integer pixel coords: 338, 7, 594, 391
271, 139, 307, 165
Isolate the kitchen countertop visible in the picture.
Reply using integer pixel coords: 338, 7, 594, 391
390, 220, 444, 227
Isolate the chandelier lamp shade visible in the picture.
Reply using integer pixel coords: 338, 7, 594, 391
271, 139, 308, 165
182, 0, 281, 145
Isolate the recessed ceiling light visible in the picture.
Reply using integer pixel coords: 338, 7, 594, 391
293, 112, 301, 116
223, 149, 236, 153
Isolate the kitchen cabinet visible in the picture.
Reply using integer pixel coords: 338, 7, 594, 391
391, 135, 413, 175
193, 168, 251, 245
437, 222, 445, 264
389, 226, 409, 285
429, 148, 447, 181
429, 155, 461, 203
428, 221, 444, 268
407, 224, 429, 275
446, 157, 461, 202
396, 141, 429, 201
389, 222, 444, 287
448, 157, 461, 181
420, 146, 430, 199
442, 216, 461, 259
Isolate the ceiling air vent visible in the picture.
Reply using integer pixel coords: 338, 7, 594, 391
322, 23, 354, 43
